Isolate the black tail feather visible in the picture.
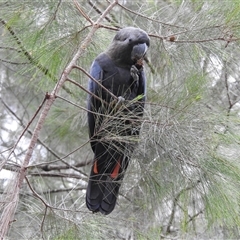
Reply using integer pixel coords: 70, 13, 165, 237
86, 174, 121, 215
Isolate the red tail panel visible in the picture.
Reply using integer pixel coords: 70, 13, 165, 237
93, 160, 98, 174
110, 159, 121, 179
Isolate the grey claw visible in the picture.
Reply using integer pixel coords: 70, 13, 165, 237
130, 65, 139, 82
117, 96, 125, 104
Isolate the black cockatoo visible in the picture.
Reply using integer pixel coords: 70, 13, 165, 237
86, 27, 150, 215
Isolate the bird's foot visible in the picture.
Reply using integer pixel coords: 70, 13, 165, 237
109, 96, 125, 111
115, 96, 125, 108
130, 65, 140, 82
117, 96, 125, 104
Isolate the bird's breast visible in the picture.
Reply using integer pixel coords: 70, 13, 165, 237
102, 66, 137, 101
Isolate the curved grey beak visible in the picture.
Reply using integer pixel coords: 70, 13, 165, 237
131, 43, 148, 62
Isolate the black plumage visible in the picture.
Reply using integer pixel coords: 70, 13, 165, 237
86, 27, 150, 215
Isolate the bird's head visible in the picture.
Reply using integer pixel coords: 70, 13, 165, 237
106, 27, 150, 67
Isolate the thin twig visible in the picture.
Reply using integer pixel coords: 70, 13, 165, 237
186, 210, 203, 224
41, 207, 48, 240
74, 0, 93, 24
117, 2, 186, 29
149, 32, 240, 44
166, 180, 201, 234
25, 176, 50, 237
28, 172, 85, 179
66, 77, 107, 103
42, 186, 85, 194
34, 159, 91, 173
224, 64, 233, 112
88, 0, 119, 27
73, 65, 118, 100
